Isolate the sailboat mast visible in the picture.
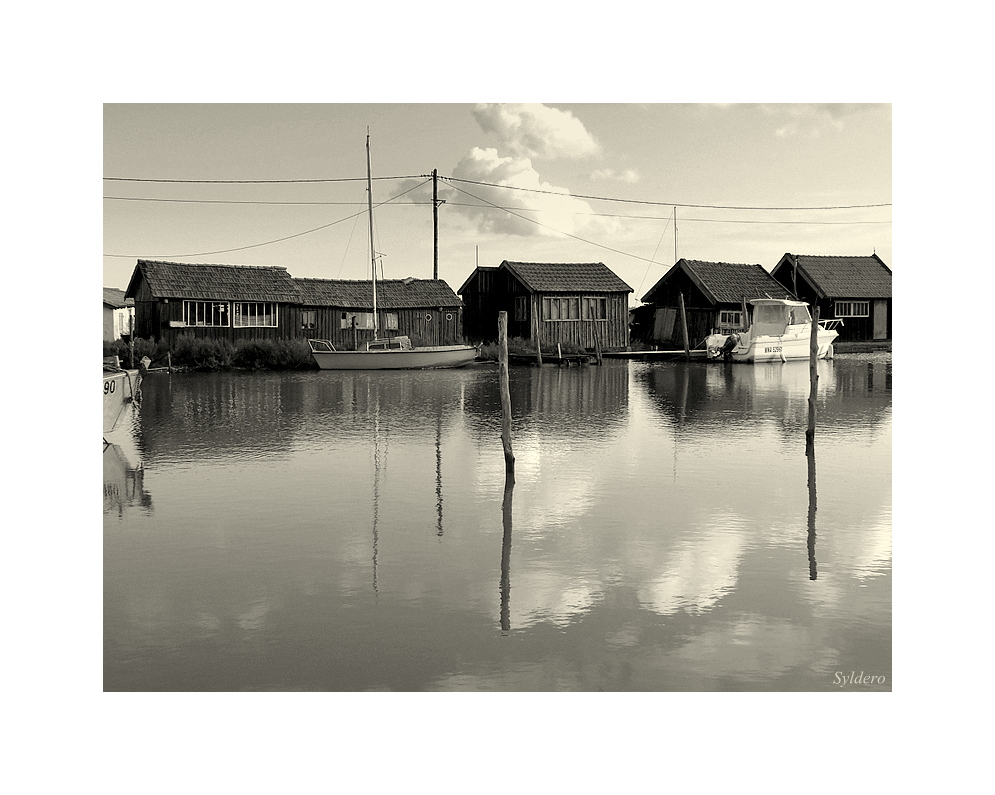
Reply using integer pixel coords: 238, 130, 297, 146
367, 130, 378, 339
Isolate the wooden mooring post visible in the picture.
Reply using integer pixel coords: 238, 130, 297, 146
533, 303, 543, 365
678, 292, 691, 362
592, 320, 603, 365
806, 306, 820, 448
498, 311, 516, 479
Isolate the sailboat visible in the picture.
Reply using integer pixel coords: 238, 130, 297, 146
307, 134, 478, 370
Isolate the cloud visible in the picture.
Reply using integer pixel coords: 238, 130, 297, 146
450, 146, 602, 238
591, 167, 640, 184
472, 103, 601, 160
762, 103, 885, 138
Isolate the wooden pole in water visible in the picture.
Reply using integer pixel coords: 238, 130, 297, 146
806, 305, 820, 447
533, 298, 543, 365
498, 311, 516, 479
678, 292, 691, 361
592, 318, 603, 365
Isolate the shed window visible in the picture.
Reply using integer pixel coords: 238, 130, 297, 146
718, 310, 743, 328
233, 302, 277, 327
301, 310, 317, 330
543, 297, 580, 321
582, 297, 607, 320
183, 300, 229, 327
835, 301, 870, 318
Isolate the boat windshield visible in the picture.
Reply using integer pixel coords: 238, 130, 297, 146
751, 302, 811, 335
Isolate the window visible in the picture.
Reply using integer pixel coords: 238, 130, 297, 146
233, 302, 277, 327
718, 310, 743, 327
583, 297, 608, 320
543, 297, 580, 321
340, 312, 397, 330
835, 301, 870, 318
183, 300, 229, 327
301, 310, 317, 330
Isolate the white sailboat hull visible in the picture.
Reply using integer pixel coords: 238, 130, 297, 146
310, 345, 478, 370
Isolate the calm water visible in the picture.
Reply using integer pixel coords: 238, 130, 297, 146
103, 354, 891, 691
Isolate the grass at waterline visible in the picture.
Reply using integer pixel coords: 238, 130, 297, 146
103, 338, 317, 371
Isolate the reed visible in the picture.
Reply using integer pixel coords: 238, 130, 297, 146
103, 338, 317, 371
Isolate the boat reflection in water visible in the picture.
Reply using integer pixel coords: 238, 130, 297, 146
103, 406, 152, 518
104, 357, 890, 692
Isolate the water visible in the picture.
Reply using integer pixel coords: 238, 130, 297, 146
103, 354, 891, 691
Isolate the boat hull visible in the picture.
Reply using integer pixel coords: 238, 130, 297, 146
310, 345, 478, 370
731, 329, 837, 363
104, 369, 140, 434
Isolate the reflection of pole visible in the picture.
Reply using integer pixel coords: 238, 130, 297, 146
500, 472, 514, 631
806, 306, 820, 447
807, 435, 818, 580
436, 409, 444, 537
498, 311, 516, 479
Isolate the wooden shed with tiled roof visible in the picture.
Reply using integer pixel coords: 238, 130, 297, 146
293, 276, 466, 347
125, 260, 302, 344
771, 253, 891, 341
635, 259, 795, 348
458, 260, 633, 350
124, 259, 469, 349
103, 287, 134, 341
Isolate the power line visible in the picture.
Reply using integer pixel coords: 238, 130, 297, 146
103, 195, 889, 224
103, 175, 421, 184
442, 175, 891, 211
103, 179, 430, 260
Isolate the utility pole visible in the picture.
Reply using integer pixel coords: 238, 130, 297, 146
433, 168, 439, 280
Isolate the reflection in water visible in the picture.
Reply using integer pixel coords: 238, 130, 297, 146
104, 360, 890, 692
807, 438, 818, 580
500, 473, 514, 632
103, 440, 153, 517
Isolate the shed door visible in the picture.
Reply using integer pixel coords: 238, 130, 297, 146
872, 299, 888, 340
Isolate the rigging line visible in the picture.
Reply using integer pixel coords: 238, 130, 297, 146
103, 175, 423, 184
443, 176, 891, 211
637, 209, 675, 298
447, 182, 666, 267
104, 196, 381, 205
103, 179, 431, 259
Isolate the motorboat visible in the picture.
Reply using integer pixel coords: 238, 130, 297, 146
706, 299, 840, 363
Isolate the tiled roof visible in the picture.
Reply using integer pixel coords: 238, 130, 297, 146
501, 261, 633, 293
128, 260, 299, 302
643, 259, 793, 304
778, 254, 892, 298
294, 277, 463, 309
103, 287, 132, 308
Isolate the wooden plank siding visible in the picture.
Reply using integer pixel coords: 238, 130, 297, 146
458, 261, 633, 351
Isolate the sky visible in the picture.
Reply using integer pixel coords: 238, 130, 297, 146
103, 103, 891, 304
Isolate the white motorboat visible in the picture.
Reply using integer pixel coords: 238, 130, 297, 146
706, 299, 841, 363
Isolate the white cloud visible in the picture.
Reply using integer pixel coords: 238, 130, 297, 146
591, 167, 640, 184
764, 103, 884, 138
450, 146, 599, 238
472, 103, 601, 160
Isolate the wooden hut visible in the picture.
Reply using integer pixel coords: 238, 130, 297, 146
636, 259, 794, 348
103, 287, 134, 341
458, 261, 632, 350
292, 277, 466, 349
771, 254, 892, 342
124, 260, 301, 346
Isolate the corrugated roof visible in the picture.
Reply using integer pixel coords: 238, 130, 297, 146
642, 259, 793, 304
128, 260, 299, 302
294, 277, 463, 309
779, 254, 892, 298
501, 261, 633, 293
103, 287, 132, 308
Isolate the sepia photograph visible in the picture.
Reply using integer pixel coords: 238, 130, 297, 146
103, 102, 892, 693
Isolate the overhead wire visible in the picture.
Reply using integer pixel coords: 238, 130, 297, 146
103, 178, 431, 260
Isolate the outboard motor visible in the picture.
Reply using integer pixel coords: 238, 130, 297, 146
720, 333, 739, 361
